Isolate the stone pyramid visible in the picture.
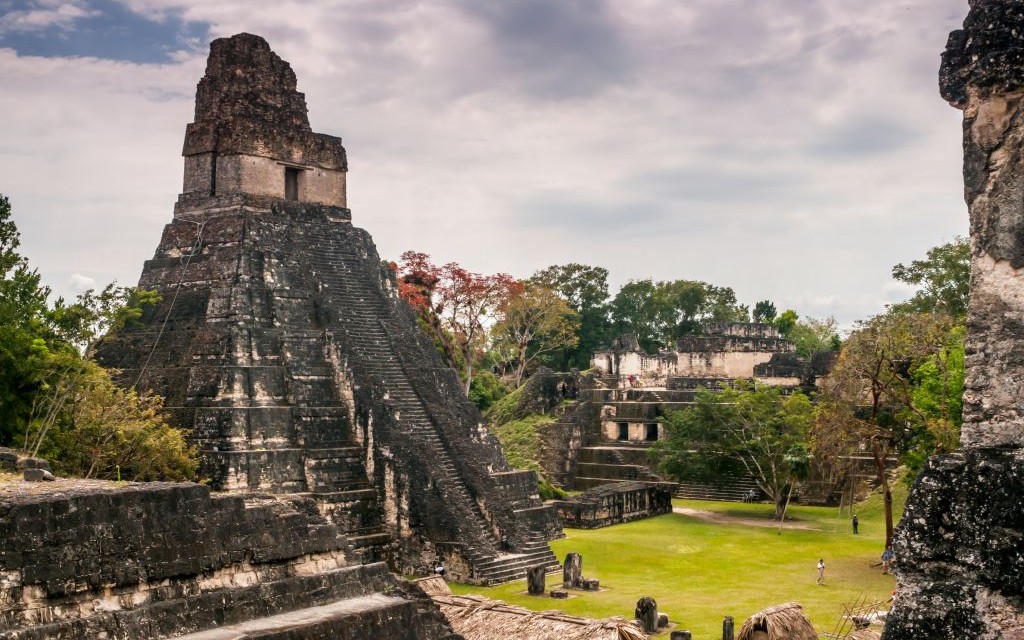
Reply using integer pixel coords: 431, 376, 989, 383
96, 32, 560, 584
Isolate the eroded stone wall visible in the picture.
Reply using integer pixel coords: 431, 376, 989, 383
554, 481, 674, 529
0, 480, 458, 639
885, 2, 1024, 637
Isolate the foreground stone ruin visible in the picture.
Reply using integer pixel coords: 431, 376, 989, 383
885, 1, 1024, 637
95, 33, 560, 586
0, 478, 458, 639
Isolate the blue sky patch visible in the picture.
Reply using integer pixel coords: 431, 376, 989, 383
0, 1, 208, 62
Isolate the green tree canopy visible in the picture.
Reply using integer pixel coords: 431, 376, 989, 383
529, 263, 611, 369
0, 194, 193, 481
492, 283, 580, 386
652, 382, 814, 520
891, 236, 970, 318
610, 279, 749, 352
752, 300, 777, 323
813, 311, 952, 548
787, 316, 841, 358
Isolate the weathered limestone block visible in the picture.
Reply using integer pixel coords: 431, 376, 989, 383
0, 480, 460, 639
671, 632, 693, 640
22, 468, 53, 481
635, 596, 658, 634
658, 612, 670, 627
0, 448, 17, 472
527, 565, 546, 595
723, 615, 735, 640
885, 3, 1024, 638
563, 552, 583, 588
550, 589, 568, 599
886, 450, 1024, 637
582, 578, 600, 591
940, 0, 1024, 448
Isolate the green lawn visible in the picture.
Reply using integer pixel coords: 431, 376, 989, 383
451, 494, 902, 637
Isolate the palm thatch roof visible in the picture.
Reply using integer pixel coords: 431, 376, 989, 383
736, 602, 818, 640
416, 575, 451, 597
413, 579, 646, 640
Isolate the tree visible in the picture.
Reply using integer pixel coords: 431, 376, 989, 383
787, 316, 841, 358
529, 263, 611, 369
753, 300, 777, 323
493, 283, 580, 386
609, 279, 663, 352
51, 283, 161, 357
0, 193, 192, 481
610, 279, 749, 352
395, 251, 459, 368
774, 309, 799, 338
653, 382, 814, 520
40, 363, 197, 481
813, 311, 950, 548
891, 237, 970, 318
434, 263, 517, 395
903, 324, 965, 472
0, 193, 62, 446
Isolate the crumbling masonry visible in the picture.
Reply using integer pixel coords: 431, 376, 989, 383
95, 33, 560, 585
885, 1, 1024, 637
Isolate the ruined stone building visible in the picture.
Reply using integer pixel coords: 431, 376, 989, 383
0, 30, 576, 640
559, 323, 844, 500
591, 323, 818, 390
885, 1, 1024, 637
94, 33, 560, 585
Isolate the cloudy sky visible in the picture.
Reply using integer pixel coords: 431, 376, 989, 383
0, 0, 970, 325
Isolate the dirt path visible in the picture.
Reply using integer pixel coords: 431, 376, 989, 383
672, 506, 820, 530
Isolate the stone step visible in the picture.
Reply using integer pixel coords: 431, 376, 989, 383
168, 593, 413, 640
349, 531, 394, 548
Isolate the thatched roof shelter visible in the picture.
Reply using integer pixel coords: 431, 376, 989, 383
415, 577, 646, 640
736, 602, 818, 640
416, 575, 451, 597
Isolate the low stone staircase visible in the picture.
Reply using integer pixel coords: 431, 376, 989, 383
306, 223, 558, 584
574, 443, 668, 490
674, 474, 764, 502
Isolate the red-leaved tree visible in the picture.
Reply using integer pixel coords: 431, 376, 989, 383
395, 252, 517, 394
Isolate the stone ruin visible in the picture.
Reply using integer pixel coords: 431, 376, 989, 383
0, 478, 457, 639
554, 481, 675, 529
93, 33, 560, 585
590, 323, 828, 390
884, 1, 1024, 637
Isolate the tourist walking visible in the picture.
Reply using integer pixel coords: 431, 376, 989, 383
852, 514, 859, 534
881, 548, 894, 574
816, 558, 826, 585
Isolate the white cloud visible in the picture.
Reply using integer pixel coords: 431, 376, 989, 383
0, 1, 97, 33
0, 0, 971, 326
68, 272, 96, 293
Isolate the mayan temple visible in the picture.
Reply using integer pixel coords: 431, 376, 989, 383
95, 32, 560, 584
884, 1, 1024, 637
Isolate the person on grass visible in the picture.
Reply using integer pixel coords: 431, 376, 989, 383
816, 558, 826, 585
881, 548, 894, 574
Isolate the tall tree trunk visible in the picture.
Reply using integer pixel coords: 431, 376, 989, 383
872, 440, 894, 549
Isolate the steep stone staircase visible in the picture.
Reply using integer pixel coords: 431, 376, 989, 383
306, 223, 559, 584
